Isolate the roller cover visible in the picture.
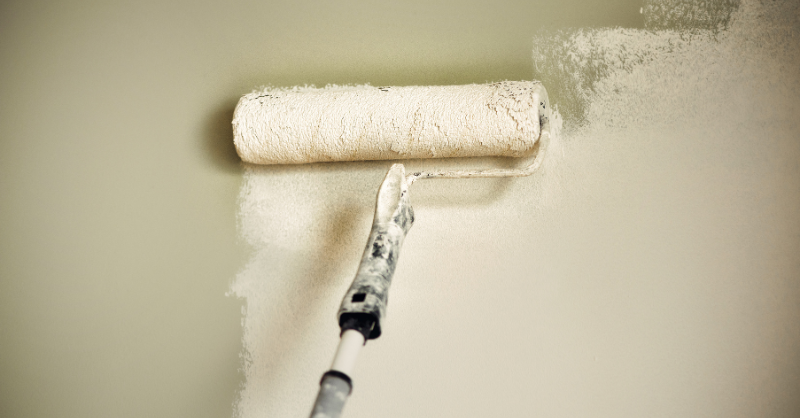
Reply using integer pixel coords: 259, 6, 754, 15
232, 81, 548, 165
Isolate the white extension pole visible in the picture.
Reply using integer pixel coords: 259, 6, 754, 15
308, 330, 367, 418
330, 330, 365, 375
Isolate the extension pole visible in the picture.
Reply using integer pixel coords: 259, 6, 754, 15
309, 165, 413, 418
308, 330, 365, 418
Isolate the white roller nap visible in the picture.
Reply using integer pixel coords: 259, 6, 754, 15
232, 81, 548, 165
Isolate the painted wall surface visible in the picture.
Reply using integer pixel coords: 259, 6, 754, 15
1, 1, 798, 418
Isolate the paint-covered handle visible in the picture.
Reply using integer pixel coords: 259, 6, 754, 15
338, 164, 414, 339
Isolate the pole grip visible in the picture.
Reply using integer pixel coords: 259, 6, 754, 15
309, 371, 352, 418
337, 164, 414, 339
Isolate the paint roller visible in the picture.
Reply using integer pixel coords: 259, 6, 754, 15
232, 81, 551, 417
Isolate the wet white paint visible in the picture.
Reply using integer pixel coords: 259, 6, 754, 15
231, 1, 800, 417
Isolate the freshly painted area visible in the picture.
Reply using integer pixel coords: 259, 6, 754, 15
233, 1, 800, 417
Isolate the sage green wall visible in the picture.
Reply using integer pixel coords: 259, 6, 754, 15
6, 2, 796, 418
